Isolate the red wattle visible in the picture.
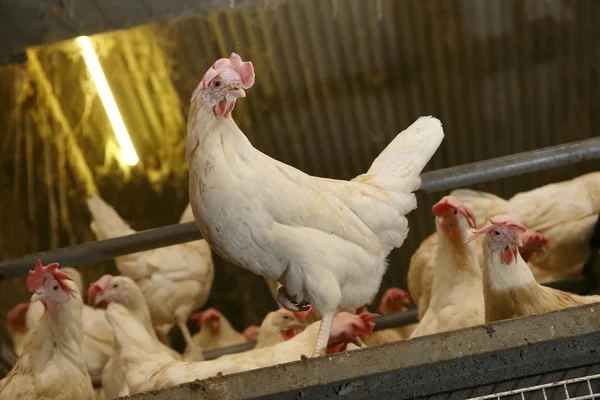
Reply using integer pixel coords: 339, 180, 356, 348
502, 246, 514, 264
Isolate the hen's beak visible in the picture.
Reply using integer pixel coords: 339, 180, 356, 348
30, 292, 44, 304
228, 88, 246, 98
513, 235, 524, 247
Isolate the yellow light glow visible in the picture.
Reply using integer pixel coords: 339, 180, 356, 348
77, 36, 139, 166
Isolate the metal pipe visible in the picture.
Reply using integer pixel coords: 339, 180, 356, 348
1, 138, 600, 278
0, 222, 201, 279
419, 137, 600, 192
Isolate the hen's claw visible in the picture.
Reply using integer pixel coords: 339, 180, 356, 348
277, 286, 310, 312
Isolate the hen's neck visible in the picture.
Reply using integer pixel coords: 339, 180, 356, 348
26, 293, 86, 373
126, 290, 157, 339
107, 303, 158, 357
431, 224, 480, 297
186, 103, 253, 164
482, 245, 537, 293
256, 326, 282, 348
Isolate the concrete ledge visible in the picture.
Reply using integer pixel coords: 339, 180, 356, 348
124, 303, 600, 399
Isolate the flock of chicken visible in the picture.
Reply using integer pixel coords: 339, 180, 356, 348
1, 53, 599, 400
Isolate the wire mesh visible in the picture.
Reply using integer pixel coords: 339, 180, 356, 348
467, 373, 600, 400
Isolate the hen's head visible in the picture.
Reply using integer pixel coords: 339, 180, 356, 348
190, 308, 222, 335
6, 303, 29, 333
378, 287, 411, 314
192, 53, 255, 118
326, 311, 379, 354
262, 309, 310, 341
242, 325, 260, 342
465, 215, 527, 264
519, 229, 548, 262
88, 275, 136, 307
432, 196, 477, 238
27, 260, 75, 312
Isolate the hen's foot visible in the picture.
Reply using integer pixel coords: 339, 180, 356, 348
277, 286, 310, 312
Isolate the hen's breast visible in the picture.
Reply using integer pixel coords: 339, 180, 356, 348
188, 136, 284, 279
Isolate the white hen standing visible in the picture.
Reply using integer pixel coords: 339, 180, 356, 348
186, 53, 444, 356
0, 261, 94, 400
86, 198, 214, 352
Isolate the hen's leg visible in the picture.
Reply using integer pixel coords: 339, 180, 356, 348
302, 268, 341, 357
312, 312, 335, 357
178, 320, 197, 350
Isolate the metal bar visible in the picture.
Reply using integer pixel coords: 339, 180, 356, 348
0, 222, 201, 279
419, 137, 600, 192
1, 138, 600, 278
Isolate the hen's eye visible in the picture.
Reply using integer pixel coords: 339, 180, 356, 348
213, 80, 221, 87
492, 230, 501, 237
453, 210, 458, 214
53, 285, 59, 291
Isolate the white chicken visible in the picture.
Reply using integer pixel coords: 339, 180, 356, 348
86, 198, 214, 352
186, 53, 444, 356
189, 308, 257, 352
408, 206, 549, 319
109, 310, 377, 394
88, 274, 182, 398
453, 172, 600, 281
466, 215, 600, 323
21, 267, 114, 376
0, 261, 94, 400
255, 308, 311, 348
409, 196, 484, 338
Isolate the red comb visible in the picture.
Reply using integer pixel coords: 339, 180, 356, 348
27, 260, 73, 294
354, 312, 379, 338
520, 230, 548, 262
6, 302, 29, 333
432, 196, 477, 229
242, 325, 260, 341
464, 215, 527, 243
6, 303, 29, 322
190, 308, 221, 325
88, 274, 113, 305
192, 53, 255, 101
521, 230, 548, 247
378, 288, 410, 314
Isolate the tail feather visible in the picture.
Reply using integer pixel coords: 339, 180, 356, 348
86, 195, 136, 240
450, 189, 509, 228
366, 116, 444, 180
